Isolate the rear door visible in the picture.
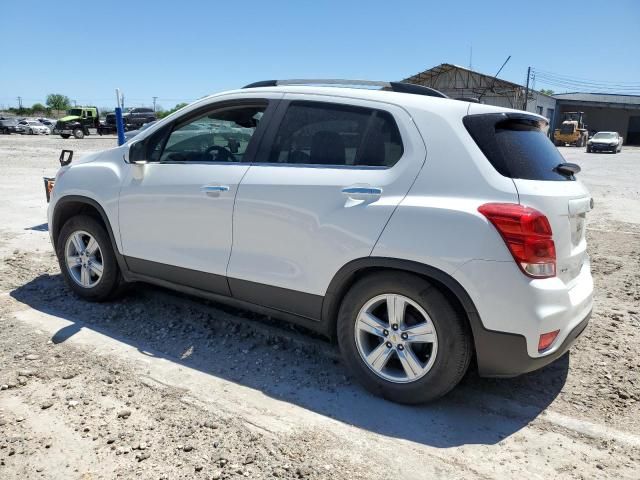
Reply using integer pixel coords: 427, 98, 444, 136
227, 95, 426, 316
465, 108, 592, 286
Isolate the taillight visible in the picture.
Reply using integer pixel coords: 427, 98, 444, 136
538, 330, 560, 352
478, 203, 556, 278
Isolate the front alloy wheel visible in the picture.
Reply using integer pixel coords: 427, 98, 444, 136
355, 294, 438, 383
57, 215, 122, 301
64, 230, 104, 288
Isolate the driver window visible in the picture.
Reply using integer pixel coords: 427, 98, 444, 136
159, 105, 266, 163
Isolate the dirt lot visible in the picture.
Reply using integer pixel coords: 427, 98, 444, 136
0, 134, 639, 479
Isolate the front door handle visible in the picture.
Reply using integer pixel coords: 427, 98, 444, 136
341, 185, 383, 200
201, 185, 230, 197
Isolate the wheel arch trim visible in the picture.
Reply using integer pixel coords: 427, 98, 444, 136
52, 195, 128, 272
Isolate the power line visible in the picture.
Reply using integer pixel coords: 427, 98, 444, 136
532, 68, 640, 94
533, 69, 640, 88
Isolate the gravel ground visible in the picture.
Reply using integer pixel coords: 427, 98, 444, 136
0, 134, 639, 479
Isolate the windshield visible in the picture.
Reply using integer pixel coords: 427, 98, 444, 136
68, 109, 83, 116
593, 132, 616, 139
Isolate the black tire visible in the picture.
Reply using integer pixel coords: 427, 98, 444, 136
28, 128, 33, 135
586, 147, 591, 153
337, 272, 472, 404
61, 134, 71, 139
56, 215, 121, 301
73, 128, 84, 139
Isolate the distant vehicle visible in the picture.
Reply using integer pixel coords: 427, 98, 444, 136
0, 117, 19, 134
39, 119, 57, 131
124, 108, 157, 129
124, 120, 157, 142
53, 107, 100, 139
16, 119, 30, 133
586, 131, 623, 153
554, 112, 589, 147
23, 120, 50, 135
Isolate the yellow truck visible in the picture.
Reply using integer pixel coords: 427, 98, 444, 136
554, 112, 589, 147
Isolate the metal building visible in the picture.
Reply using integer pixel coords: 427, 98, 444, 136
401, 63, 557, 123
553, 93, 640, 145
402, 64, 640, 145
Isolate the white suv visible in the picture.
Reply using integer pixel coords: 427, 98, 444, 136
47, 80, 593, 403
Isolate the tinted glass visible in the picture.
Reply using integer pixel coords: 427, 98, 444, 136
593, 132, 615, 139
464, 114, 571, 181
157, 105, 265, 163
266, 102, 403, 167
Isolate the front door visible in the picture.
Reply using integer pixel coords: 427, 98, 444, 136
228, 96, 426, 316
118, 99, 274, 294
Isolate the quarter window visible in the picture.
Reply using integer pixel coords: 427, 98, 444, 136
266, 101, 403, 168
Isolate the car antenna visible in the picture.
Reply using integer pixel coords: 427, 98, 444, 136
477, 55, 511, 101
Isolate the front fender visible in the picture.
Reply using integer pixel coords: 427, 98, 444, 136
49, 146, 129, 252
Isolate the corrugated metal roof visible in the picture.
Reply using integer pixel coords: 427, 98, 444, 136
552, 92, 640, 105
403, 63, 526, 90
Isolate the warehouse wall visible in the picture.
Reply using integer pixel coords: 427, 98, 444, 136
556, 104, 639, 144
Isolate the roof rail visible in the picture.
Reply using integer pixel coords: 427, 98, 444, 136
242, 79, 448, 99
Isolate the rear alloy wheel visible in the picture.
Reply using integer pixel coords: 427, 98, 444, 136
337, 272, 472, 404
57, 215, 121, 301
73, 128, 84, 139
354, 294, 438, 383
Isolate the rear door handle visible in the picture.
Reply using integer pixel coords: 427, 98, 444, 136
201, 185, 230, 197
341, 185, 383, 200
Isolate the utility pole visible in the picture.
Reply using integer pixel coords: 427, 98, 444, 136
523, 66, 531, 111
17, 96, 22, 111
152, 96, 157, 112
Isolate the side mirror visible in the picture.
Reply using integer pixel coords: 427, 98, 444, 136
129, 139, 146, 163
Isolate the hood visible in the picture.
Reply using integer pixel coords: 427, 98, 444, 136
589, 138, 616, 144
71, 150, 105, 165
58, 115, 81, 123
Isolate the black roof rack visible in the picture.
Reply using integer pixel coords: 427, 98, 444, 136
242, 79, 448, 99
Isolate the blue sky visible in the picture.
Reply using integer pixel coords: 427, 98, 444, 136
1, 0, 638, 110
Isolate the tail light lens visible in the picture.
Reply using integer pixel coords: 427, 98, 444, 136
478, 203, 556, 278
538, 330, 560, 352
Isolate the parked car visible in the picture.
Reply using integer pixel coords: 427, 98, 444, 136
46, 79, 593, 404
39, 119, 57, 131
123, 120, 157, 142
124, 107, 157, 129
15, 119, 28, 133
22, 120, 50, 135
586, 131, 623, 153
0, 117, 19, 134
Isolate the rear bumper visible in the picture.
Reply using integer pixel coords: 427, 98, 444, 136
474, 309, 591, 377
453, 257, 593, 376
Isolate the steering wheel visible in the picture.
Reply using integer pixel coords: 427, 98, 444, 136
205, 145, 236, 162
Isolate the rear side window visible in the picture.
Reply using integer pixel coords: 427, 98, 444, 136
266, 101, 403, 168
464, 113, 571, 181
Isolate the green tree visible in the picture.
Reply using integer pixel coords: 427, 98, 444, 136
46, 93, 71, 115
31, 103, 47, 114
156, 102, 188, 119
539, 89, 554, 96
